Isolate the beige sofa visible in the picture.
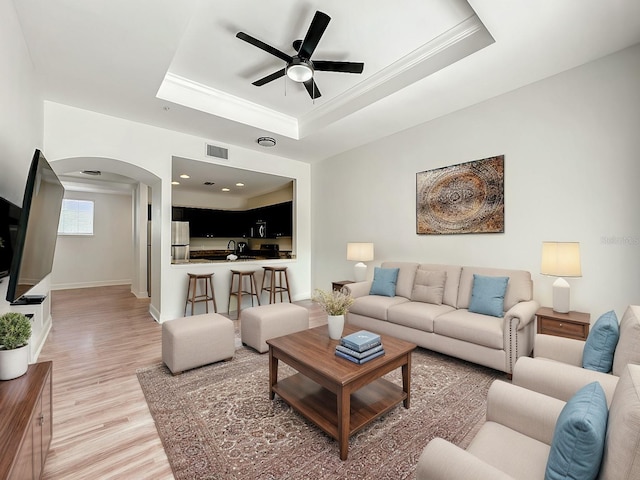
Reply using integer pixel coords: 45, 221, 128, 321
345, 262, 538, 374
513, 304, 640, 406
416, 363, 640, 479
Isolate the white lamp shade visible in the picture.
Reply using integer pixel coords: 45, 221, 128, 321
347, 242, 374, 282
541, 242, 582, 277
346, 243, 374, 262
541, 241, 581, 313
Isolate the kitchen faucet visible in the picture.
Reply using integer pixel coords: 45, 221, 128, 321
227, 239, 236, 252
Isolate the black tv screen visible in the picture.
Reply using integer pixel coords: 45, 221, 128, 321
6, 150, 65, 303
0, 197, 21, 278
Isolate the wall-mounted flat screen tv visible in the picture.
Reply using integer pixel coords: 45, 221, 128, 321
0, 197, 21, 278
6, 149, 65, 304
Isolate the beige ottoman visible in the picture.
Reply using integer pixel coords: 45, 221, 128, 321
162, 313, 235, 375
241, 303, 309, 353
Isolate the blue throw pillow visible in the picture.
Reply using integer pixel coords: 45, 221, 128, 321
545, 382, 608, 480
468, 274, 509, 317
583, 310, 619, 373
369, 267, 399, 297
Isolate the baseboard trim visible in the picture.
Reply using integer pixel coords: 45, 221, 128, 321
51, 280, 132, 290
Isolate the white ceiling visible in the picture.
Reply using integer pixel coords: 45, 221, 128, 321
12, 0, 640, 164
171, 156, 293, 199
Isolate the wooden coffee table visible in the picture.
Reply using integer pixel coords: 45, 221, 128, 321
266, 325, 416, 460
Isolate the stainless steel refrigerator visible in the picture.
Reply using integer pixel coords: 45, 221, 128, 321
171, 221, 190, 263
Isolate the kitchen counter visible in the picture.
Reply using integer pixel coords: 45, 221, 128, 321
172, 256, 295, 265
186, 248, 292, 264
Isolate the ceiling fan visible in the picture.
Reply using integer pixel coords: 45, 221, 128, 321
236, 11, 364, 99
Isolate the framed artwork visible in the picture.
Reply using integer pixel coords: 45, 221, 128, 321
416, 155, 504, 235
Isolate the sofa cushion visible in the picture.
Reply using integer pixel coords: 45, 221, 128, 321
369, 267, 399, 297
433, 309, 504, 349
349, 295, 410, 321
599, 364, 640, 479
466, 422, 550, 480
545, 382, 608, 480
411, 270, 447, 305
387, 301, 455, 333
418, 264, 462, 308
458, 267, 532, 311
612, 305, 640, 377
468, 274, 509, 317
381, 262, 419, 299
583, 310, 619, 373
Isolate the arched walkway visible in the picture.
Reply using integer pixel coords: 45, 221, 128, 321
50, 156, 162, 317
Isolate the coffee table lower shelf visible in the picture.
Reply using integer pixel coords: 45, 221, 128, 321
272, 372, 406, 442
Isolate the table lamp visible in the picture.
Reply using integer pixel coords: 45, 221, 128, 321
347, 242, 374, 282
540, 241, 582, 313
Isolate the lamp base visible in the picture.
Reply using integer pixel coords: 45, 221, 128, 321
354, 262, 367, 282
552, 277, 571, 313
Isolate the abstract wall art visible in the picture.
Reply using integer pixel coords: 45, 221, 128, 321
416, 155, 504, 235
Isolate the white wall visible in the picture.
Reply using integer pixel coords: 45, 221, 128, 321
43, 102, 312, 321
313, 44, 640, 320
51, 190, 134, 289
0, 0, 44, 314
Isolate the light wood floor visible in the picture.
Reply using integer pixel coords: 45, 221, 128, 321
39, 285, 325, 479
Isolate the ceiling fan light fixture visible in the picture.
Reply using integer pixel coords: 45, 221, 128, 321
257, 136, 276, 147
286, 58, 313, 82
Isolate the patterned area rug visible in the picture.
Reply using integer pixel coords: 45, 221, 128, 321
137, 347, 501, 480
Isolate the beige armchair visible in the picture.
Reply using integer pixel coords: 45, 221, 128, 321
513, 305, 640, 406
416, 364, 640, 479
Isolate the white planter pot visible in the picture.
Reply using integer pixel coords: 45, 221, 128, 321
327, 314, 345, 340
0, 344, 29, 381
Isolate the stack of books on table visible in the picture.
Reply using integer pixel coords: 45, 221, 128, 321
335, 330, 384, 364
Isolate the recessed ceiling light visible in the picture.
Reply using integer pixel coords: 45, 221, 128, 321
221, 188, 230, 192
257, 137, 276, 147
171, 181, 180, 185
236, 183, 245, 187
180, 174, 190, 179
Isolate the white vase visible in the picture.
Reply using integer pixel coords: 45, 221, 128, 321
327, 314, 345, 340
0, 344, 29, 380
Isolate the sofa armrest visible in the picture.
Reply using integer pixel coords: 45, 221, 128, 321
343, 281, 372, 299
534, 334, 584, 366
512, 356, 619, 406
416, 438, 515, 480
485, 379, 564, 445
504, 300, 539, 330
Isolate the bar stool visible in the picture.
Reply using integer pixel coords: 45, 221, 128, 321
184, 273, 217, 316
260, 266, 292, 304
228, 270, 261, 319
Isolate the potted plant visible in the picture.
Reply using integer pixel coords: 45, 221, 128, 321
0, 312, 32, 380
312, 288, 355, 340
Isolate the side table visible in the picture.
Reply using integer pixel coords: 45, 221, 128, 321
536, 306, 591, 341
332, 280, 354, 292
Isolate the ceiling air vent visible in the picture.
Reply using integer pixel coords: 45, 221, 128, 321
205, 143, 229, 160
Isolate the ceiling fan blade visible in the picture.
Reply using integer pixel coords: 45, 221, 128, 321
252, 69, 286, 86
236, 32, 292, 63
298, 11, 330, 59
303, 78, 322, 99
313, 61, 364, 74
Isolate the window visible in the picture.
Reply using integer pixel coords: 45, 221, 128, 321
58, 199, 94, 235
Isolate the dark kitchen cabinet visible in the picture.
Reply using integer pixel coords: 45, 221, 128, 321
176, 201, 292, 238
184, 207, 247, 237
266, 202, 292, 237
171, 206, 185, 221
